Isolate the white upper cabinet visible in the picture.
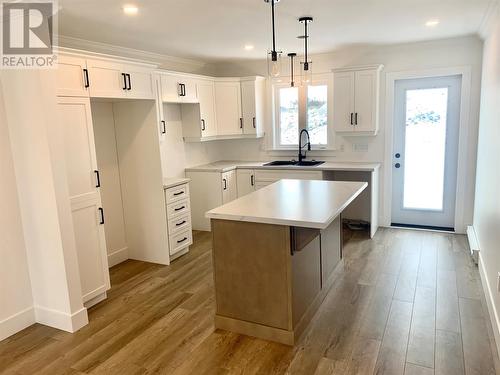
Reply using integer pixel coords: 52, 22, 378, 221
332, 65, 383, 135
85, 58, 154, 100
161, 73, 198, 103
215, 80, 243, 136
57, 55, 89, 97
197, 80, 217, 137
241, 77, 265, 135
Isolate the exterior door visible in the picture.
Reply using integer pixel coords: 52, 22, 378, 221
391, 75, 461, 230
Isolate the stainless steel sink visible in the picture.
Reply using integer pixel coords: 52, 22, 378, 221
263, 160, 325, 167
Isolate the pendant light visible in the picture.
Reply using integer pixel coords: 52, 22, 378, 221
265, 0, 282, 77
287, 53, 297, 87
298, 16, 313, 85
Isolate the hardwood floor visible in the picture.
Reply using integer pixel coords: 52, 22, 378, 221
1, 228, 499, 374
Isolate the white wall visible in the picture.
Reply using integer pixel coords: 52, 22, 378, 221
0, 78, 35, 341
206, 36, 483, 230
473, 3, 500, 355
91, 102, 128, 267
1, 70, 87, 334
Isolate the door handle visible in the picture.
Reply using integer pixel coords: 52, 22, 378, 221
350, 113, 353, 125
83, 68, 90, 88
126, 74, 132, 90
161, 120, 166, 134
122, 73, 127, 90
94, 170, 101, 188
98, 207, 105, 225
201, 119, 206, 131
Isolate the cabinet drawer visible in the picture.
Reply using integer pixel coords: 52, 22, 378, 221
167, 198, 190, 218
168, 213, 192, 236
169, 230, 193, 255
165, 184, 189, 205
255, 170, 323, 182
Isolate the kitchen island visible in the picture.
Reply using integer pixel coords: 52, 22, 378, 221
206, 179, 367, 345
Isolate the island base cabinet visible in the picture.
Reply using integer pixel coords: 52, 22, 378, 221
211, 217, 342, 346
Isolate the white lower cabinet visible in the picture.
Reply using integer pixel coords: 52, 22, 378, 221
188, 168, 323, 231
165, 182, 193, 259
236, 169, 256, 197
56, 96, 110, 306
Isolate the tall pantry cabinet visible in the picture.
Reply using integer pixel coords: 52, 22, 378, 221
56, 63, 110, 307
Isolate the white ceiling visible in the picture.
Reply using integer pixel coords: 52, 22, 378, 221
58, 0, 492, 62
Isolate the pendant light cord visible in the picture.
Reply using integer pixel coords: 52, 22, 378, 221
271, 0, 277, 57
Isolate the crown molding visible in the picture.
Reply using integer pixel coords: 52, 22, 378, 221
479, 0, 500, 39
58, 35, 208, 70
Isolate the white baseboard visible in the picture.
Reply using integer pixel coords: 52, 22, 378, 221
467, 225, 480, 264
0, 306, 35, 341
34, 305, 88, 333
478, 252, 500, 359
108, 247, 129, 267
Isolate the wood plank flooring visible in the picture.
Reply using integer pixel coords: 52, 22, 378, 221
1, 228, 499, 374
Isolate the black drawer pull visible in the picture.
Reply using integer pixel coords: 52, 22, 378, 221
161, 120, 166, 134
173, 191, 184, 196
355, 112, 358, 125
350, 113, 353, 125
253, 117, 256, 128
94, 170, 101, 188
175, 220, 187, 227
98, 207, 105, 225
174, 206, 185, 211
251, 175, 254, 186
177, 237, 188, 244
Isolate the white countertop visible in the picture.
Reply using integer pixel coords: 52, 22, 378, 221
163, 177, 190, 189
185, 160, 380, 173
206, 179, 368, 229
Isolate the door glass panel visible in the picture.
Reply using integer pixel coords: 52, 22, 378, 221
279, 87, 299, 146
403, 87, 448, 210
307, 85, 328, 145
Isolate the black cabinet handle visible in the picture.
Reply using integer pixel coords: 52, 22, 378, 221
94, 170, 101, 188
173, 191, 184, 196
161, 120, 166, 134
179, 83, 186, 97
251, 175, 254, 186
253, 117, 256, 128
355, 113, 358, 125
126, 74, 132, 90
98, 207, 105, 225
178, 83, 183, 96
177, 237, 188, 244
175, 220, 187, 227
201, 119, 206, 131
83, 68, 90, 88
350, 113, 353, 125
223, 178, 227, 190
122, 73, 127, 90
174, 206, 185, 211
239, 118, 243, 129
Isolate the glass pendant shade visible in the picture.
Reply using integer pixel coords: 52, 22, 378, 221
300, 61, 313, 86
268, 51, 282, 78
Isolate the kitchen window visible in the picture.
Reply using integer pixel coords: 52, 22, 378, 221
273, 74, 333, 149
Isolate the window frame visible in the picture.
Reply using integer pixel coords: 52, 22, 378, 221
272, 73, 334, 150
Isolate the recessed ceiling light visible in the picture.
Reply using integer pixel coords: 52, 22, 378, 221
244, 44, 255, 51
123, 5, 138, 15
425, 19, 439, 27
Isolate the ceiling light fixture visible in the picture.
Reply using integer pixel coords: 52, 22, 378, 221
264, 0, 282, 77
288, 53, 297, 87
425, 19, 439, 27
298, 16, 313, 86
244, 44, 255, 51
123, 5, 138, 15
